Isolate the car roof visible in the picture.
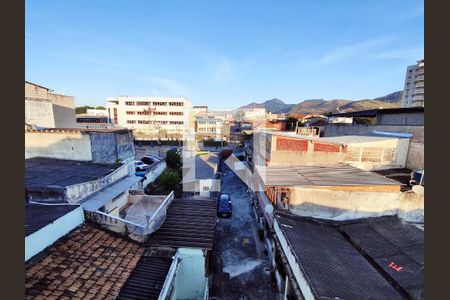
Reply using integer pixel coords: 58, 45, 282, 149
220, 194, 230, 200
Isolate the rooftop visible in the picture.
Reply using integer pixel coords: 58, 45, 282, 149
25, 203, 79, 236
145, 198, 217, 250
257, 164, 401, 188
275, 211, 423, 300
25, 157, 119, 189
26, 127, 131, 134
25, 224, 144, 299
327, 107, 424, 118
116, 256, 173, 300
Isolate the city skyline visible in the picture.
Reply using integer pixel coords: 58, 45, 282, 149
26, 1, 424, 108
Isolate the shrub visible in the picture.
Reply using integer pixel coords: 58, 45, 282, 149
165, 150, 182, 169
158, 169, 181, 188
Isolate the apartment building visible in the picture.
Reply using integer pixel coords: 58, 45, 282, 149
401, 59, 425, 107
195, 115, 229, 141
106, 96, 193, 140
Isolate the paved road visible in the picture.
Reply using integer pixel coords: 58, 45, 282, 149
210, 164, 279, 300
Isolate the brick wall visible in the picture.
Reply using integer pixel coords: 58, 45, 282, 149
276, 137, 308, 151
312, 142, 341, 153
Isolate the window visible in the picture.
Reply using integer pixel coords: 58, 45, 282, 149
169, 102, 184, 106
137, 111, 151, 115
169, 111, 184, 115
126, 111, 135, 115
137, 120, 150, 124
153, 102, 167, 106
169, 121, 184, 125
126, 120, 136, 124
125, 101, 135, 106
136, 101, 151, 106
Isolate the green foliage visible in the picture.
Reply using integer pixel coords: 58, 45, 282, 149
165, 150, 182, 169
158, 169, 181, 188
96, 106, 106, 110
75, 105, 95, 114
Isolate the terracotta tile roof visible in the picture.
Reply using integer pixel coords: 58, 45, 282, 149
25, 224, 144, 300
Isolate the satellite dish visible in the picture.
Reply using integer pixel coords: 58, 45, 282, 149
125, 198, 167, 235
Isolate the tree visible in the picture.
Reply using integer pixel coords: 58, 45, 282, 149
75, 105, 95, 114
158, 170, 181, 188
165, 150, 182, 169
96, 106, 106, 110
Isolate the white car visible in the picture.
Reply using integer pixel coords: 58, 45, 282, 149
135, 161, 149, 171
141, 156, 160, 165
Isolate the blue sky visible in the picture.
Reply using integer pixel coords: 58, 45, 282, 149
26, 1, 424, 108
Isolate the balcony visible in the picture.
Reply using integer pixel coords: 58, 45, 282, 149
415, 82, 424, 88
416, 75, 424, 81
412, 95, 424, 101
414, 89, 424, 94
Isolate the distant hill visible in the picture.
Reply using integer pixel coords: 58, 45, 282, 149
241, 91, 402, 115
240, 98, 294, 113
375, 91, 403, 103
290, 99, 351, 114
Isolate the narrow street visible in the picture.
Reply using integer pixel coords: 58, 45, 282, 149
210, 164, 279, 300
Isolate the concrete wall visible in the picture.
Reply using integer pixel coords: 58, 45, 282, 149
25, 131, 93, 161
115, 132, 136, 161
25, 206, 84, 261
377, 112, 424, 126
141, 161, 167, 187
89, 131, 135, 164
50, 93, 77, 128
289, 186, 424, 221
406, 142, 424, 170
269, 151, 344, 166
65, 162, 130, 203
25, 100, 55, 128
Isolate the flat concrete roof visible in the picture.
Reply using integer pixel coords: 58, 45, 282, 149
25, 128, 131, 134
25, 157, 119, 188
257, 164, 401, 188
25, 203, 79, 236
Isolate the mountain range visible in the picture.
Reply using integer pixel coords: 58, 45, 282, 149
240, 91, 403, 114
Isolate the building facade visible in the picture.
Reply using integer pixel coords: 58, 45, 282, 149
401, 59, 424, 108
106, 96, 193, 140
195, 116, 229, 141
25, 81, 77, 128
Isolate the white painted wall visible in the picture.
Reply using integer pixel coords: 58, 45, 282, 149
25, 131, 92, 161
25, 100, 56, 128
25, 206, 84, 261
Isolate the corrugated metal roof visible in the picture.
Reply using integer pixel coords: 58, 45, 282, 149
257, 164, 401, 187
275, 212, 404, 300
341, 218, 424, 299
145, 198, 217, 250
117, 256, 172, 300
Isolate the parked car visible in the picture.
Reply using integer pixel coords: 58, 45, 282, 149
135, 161, 149, 172
141, 156, 159, 165
217, 194, 232, 218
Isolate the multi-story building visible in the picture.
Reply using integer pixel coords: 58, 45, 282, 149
401, 59, 425, 108
195, 115, 229, 141
106, 96, 193, 140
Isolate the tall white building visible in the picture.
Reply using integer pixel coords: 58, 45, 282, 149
401, 59, 424, 108
106, 96, 193, 140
